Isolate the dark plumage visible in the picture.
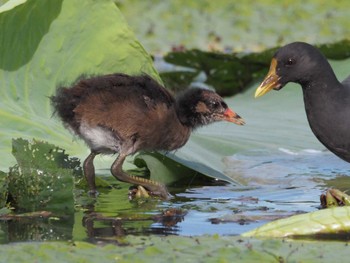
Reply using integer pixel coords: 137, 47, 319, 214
255, 42, 350, 162
51, 73, 245, 199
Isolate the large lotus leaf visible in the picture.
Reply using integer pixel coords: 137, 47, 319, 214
0, 0, 159, 171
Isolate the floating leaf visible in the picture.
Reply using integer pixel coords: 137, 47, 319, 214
160, 71, 200, 93
317, 40, 350, 60
163, 41, 350, 96
164, 49, 264, 96
0, 235, 350, 261
242, 206, 350, 238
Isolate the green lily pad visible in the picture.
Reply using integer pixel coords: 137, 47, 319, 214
0, 235, 350, 262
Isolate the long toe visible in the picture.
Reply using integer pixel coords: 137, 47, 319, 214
148, 183, 172, 200
128, 185, 150, 200
129, 184, 171, 200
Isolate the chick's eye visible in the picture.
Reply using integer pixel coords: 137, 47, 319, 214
210, 101, 220, 109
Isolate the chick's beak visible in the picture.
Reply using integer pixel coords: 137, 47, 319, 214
255, 58, 281, 98
223, 108, 245, 125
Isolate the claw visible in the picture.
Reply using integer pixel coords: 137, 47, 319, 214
320, 188, 350, 208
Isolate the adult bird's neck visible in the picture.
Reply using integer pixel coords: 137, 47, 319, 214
302, 59, 339, 88
301, 59, 340, 107
301, 61, 342, 107
302, 71, 343, 119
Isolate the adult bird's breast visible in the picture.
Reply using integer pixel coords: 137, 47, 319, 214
303, 88, 350, 162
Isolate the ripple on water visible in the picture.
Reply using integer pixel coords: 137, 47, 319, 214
223, 147, 350, 187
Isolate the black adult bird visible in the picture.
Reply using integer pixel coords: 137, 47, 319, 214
255, 41, 350, 162
51, 73, 245, 199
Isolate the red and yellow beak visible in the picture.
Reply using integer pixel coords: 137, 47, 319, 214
255, 58, 281, 98
223, 108, 245, 125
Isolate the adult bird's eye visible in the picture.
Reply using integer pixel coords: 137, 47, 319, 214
286, 58, 295, 66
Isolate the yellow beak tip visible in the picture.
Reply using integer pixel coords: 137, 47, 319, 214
254, 57, 278, 99
254, 88, 264, 98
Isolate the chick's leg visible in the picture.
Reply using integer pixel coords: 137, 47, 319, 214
111, 153, 170, 199
83, 151, 99, 195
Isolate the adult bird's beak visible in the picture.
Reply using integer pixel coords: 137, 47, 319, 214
255, 58, 281, 98
223, 108, 245, 125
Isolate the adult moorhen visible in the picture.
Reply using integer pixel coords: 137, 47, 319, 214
51, 73, 245, 199
255, 41, 350, 163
